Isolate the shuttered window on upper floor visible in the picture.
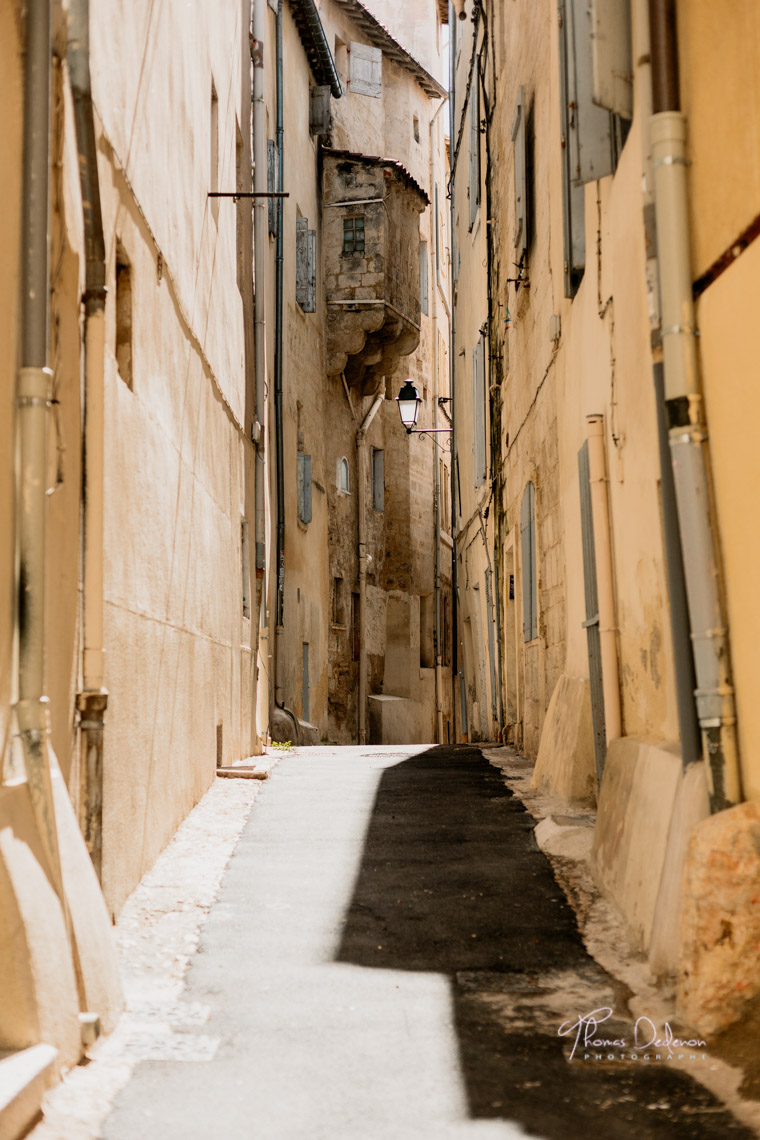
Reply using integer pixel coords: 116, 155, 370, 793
298, 453, 312, 524
590, 0, 633, 119
268, 140, 277, 236
521, 480, 538, 642
512, 85, 528, 266
420, 240, 429, 316
296, 216, 316, 312
472, 333, 487, 487
350, 43, 382, 98
468, 73, 481, 231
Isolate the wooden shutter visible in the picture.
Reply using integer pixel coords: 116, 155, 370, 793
512, 86, 528, 262
562, 0, 616, 186
420, 241, 429, 316
578, 441, 606, 784
372, 448, 384, 511
468, 77, 480, 230
298, 453, 312, 523
591, 0, 633, 119
296, 219, 316, 312
268, 140, 277, 236
472, 337, 487, 487
520, 481, 537, 642
350, 43, 382, 97
558, 0, 587, 296
310, 85, 332, 135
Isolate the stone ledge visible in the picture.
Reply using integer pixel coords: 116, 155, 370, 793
0, 1045, 57, 1140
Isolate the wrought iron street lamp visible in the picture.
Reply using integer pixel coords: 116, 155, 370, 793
395, 379, 421, 432
395, 380, 452, 446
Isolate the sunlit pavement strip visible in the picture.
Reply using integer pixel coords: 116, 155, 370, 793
28, 775, 263, 1140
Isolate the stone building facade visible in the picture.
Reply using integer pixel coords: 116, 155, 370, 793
261, 0, 453, 746
452, 0, 760, 1035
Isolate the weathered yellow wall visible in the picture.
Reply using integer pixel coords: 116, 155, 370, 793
678, 0, 760, 802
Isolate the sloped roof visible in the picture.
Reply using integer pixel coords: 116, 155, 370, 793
322, 147, 430, 204
331, 0, 447, 98
290, 0, 343, 97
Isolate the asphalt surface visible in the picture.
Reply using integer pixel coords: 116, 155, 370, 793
102, 745, 752, 1139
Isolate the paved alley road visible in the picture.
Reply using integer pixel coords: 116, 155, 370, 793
102, 745, 750, 1140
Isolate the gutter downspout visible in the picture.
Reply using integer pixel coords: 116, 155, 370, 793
429, 97, 447, 744
69, 0, 109, 880
252, 0, 268, 736
448, 0, 466, 741
648, 0, 741, 809
15, 0, 66, 903
586, 415, 622, 744
273, 0, 285, 708
357, 389, 384, 745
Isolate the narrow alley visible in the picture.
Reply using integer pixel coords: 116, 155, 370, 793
4, 0, 760, 1134
29, 748, 756, 1138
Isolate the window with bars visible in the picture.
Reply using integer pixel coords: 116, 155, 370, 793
342, 215, 365, 254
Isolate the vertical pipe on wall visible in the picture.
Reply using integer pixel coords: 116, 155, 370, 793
429, 98, 447, 744
585, 415, 622, 744
69, 0, 109, 879
15, 0, 66, 903
273, 0, 285, 707
448, 0, 465, 741
356, 391, 383, 745
251, 0, 269, 742
648, 0, 742, 809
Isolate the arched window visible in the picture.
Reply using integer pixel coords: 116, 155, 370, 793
520, 481, 537, 642
338, 457, 350, 493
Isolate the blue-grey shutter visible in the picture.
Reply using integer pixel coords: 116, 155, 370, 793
521, 481, 537, 642
298, 453, 312, 523
472, 338, 487, 486
590, 0, 633, 119
435, 184, 441, 274
372, 448, 384, 511
307, 228, 316, 313
267, 140, 277, 236
558, 0, 587, 296
512, 85, 528, 264
468, 77, 480, 230
578, 441, 606, 785
310, 85, 332, 135
420, 242, 429, 316
564, 0, 616, 186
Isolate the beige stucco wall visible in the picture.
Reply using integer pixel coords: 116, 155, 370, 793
454, 0, 679, 757
681, 0, 760, 802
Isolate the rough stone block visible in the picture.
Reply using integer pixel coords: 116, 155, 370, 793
678, 801, 760, 1036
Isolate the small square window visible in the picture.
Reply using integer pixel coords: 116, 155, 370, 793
343, 215, 365, 254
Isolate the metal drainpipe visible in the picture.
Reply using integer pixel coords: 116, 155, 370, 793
648, 0, 742, 809
638, 3, 700, 772
429, 98, 447, 744
585, 415, 622, 744
448, 0, 466, 741
357, 390, 384, 745
252, 0, 269, 740
273, 0, 285, 708
69, 0, 109, 881
15, 0, 67, 904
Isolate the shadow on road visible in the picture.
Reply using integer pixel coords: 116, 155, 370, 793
335, 744, 752, 1138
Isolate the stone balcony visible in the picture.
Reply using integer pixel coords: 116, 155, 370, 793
322, 149, 428, 397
